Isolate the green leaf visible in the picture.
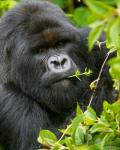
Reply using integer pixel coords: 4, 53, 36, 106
51, 0, 67, 8
0, 0, 17, 9
107, 17, 120, 51
100, 0, 117, 5
74, 127, 85, 146
65, 137, 75, 150
108, 57, 120, 79
89, 144, 101, 150
88, 25, 104, 50
51, 143, 64, 150
89, 20, 105, 28
86, 133, 92, 143
84, 106, 97, 125
84, 107, 97, 121
71, 115, 84, 134
76, 103, 83, 116
77, 145, 89, 150
38, 130, 57, 145
103, 146, 120, 150
89, 123, 112, 133
103, 101, 120, 114
110, 67, 120, 79
73, 7, 92, 26
59, 124, 72, 135
89, 79, 98, 90
115, 0, 120, 7
108, 138, 120, 147
85, 0, 115, 17
103, 101, 110, 111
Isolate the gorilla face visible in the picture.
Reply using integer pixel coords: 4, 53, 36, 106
0, 1, 90, 113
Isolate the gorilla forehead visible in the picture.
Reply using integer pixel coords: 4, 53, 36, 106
28, 28, 78, 50
5, 1, 68, 33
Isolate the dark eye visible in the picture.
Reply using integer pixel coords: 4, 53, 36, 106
57, 41, 64, 46
34, 48, 47, 54
55, 41, 65, 47
55, 39, 70, 48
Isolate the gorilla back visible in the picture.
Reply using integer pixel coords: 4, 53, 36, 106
0, 1, 115, 150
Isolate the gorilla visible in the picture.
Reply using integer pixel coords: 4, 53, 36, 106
0, 0, 116, 150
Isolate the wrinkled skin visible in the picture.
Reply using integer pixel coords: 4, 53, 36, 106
0, 1, 116, 150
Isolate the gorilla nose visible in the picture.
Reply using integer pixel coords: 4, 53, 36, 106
48, 54, 71, 73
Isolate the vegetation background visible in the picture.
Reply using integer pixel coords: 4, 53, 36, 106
0, 0, 120, 149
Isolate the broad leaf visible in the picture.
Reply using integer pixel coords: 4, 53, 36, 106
74, 7, 92, 26
73, 127, 85, 145
88, 25, 104, 50
38, 130, 57, 145
107, 17, 120, 51
85, 0, 115, 17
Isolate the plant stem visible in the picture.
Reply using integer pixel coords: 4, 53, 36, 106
89, 51, 112, 106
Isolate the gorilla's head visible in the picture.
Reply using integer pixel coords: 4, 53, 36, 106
0, 1, 91, 114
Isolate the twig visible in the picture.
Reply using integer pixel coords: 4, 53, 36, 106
57, 125, 72, 143
89, 51, 112, 106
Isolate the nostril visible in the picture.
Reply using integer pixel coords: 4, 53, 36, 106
50, 60, 60, 69
61, 58, 68, 68
50, 60, 59, 66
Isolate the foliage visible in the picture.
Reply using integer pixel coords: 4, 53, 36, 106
55, 0, 120, 91
38, 102, 120, 150
68, 68, 92, 80
0, 0, 18, 16
49, 0, 68, 8
51, 0, 120, 76
38, 0, 120, 149
0, 146, 3, 150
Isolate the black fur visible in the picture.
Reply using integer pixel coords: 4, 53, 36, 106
0, 1, 115, 150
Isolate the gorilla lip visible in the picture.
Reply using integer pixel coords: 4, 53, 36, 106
41, 68, 78, 86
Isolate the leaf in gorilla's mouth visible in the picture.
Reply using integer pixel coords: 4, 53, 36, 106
68, 68, 92, 80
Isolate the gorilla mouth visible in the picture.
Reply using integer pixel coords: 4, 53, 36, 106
41, 68, 78, 86
52, 77, 73, 85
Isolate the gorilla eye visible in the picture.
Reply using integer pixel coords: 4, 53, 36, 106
35, 48, 47, 54
55, 41, 66, 47
55, 39, 70, 48
57, 42, 64, 46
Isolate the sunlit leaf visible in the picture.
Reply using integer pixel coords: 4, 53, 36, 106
38, 130, 57, 145
76, 103, 83, 116
73, 127, 85, 145
51, 0, 67, 8
108, 57, 120, 79
85, 107, 97, 120
88, 25, 104, 50
89, 123, 112, 133
107, 17, 120, 51
85, 0, 115, 17
84, 107, 97, 125
71, 115, 84, 133
74, 7, 92, 26
65, 137, 75, 150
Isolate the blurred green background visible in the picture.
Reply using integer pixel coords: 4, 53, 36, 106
0, 0, 116, 27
